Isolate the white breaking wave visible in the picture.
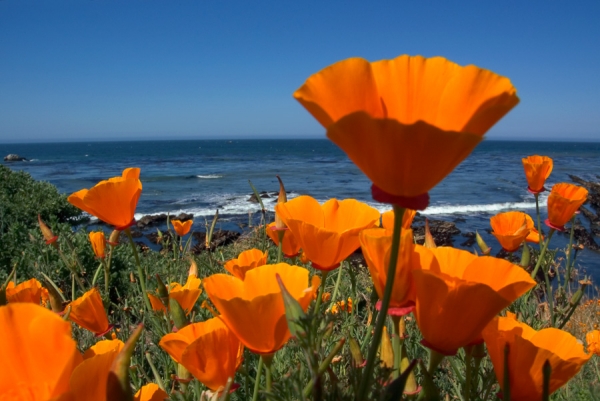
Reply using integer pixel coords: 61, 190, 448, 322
196, 175, 222, 179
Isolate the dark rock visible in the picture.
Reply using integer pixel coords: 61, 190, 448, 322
146, 231, 173, 245
570, 222, 599, 251
129, 229, 143, 238
247, 190, 286, 203
173, 213, 193, 222
3, 154, 28, 162
569, 175, 600, 211
136, 214, 168, 229
191, 230, 241, 253
413, 219, 460, 247
579, 206, 599, 224
460, 231, 476, 247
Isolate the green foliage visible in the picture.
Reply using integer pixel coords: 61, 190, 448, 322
0, 165, 83, 272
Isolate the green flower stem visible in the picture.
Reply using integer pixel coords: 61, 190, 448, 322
125, 228, 152, 311
313, 270, 329, 317
530, 229, 555, 279
144, 352, 166, 392
251, 356, 264, 401
535, 193, 543, 246
302, 338, 346, 397
331, 261, 344, 303
464, 351, 473, 401
564, 215, 576, 291
357, 206, 405, 400
102, 258, 110, 296
277, 230, 285, 264
391, 315, 402, 379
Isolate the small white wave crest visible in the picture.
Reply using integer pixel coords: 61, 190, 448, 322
196, 175, 222, 179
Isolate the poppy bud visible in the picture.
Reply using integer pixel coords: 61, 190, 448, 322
129, 272, 136, 283
475, 231, 491, 255
108, 229, 121, 246
169, 298, 189, 330
349, 338, 365, 367
379, 326, 394, 369
106, 324, 143, 401
275, 175, 288, 230
277, 273, 308, 340
520, 243, 531, 268
38, 215, 58, 248
424, 219, 436, 249
155, 275, 169, 306
188, 258, 198, 277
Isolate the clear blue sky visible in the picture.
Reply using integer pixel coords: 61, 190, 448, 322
1, 0, 599, 143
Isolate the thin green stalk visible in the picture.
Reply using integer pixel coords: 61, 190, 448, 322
144, 352, 166, 392
277, 230, 285, 263
530, 229, 555, 279
391, 316, 402, 379
564, 215, 576, 292
251, 356, 264, 401
330, 261, 344, 303
125, 228, 152, 311
535, 193, 543, 246
357, 206, 405, 400
313, 270, 329, 317
102, 259, 110, 296
464, 352, 473, 401
302, 338, 346, 397
264, 361, 272, 392
544, 262, 556, 326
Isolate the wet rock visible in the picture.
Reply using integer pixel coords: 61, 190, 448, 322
579, 206, 599, 224
569, 175, 600, 211
173, 213, 193, 222
413, 219, 460, 247
570, 222, 599, 251
460, 231, 476, 247
129, 229, 143, 238
248, 191, 278, 203
146, 231, 173, 245
191, 230, 241, 253
3, 154, 28, 161
136, 214, 167, 229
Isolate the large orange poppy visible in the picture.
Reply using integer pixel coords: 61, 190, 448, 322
203, 263, 320, 354
266, 222, 301, 258
482, 316, 591, 400
275, 196, 380, 271
294, 55, 519, 209
490, 211, 530, 252
68, 287, 112, 336
68, 167, 142, 229
413, 247, 536, 355
381, 208, 417, 231
546, 183, 588, 230
159, 317, 244, 391
5, 278, 44, 304
147, 274, 202, 315
359, 228, 436, 315
522, 155, 553, 194
0, 303, 82, 400
224, 248, 268, 280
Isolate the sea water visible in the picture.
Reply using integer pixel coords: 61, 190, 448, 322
2, 139, 600, 281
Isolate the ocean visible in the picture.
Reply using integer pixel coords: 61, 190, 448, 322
2, 139, 600, 282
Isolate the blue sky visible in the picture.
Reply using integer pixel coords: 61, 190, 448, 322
0, 0, 599, 143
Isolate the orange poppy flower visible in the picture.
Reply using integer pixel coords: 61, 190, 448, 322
89, 231, 107, 259
413, 247, 536, 355
203, 263, 320, 354
522, 155, 553, 194
546, 183, 589, 230
524, 214, 542, 243
482, 316, 591, 400
159, 317, 244, 391
266, 222, 301, 258
134, 383, 169, 401
171, 219, 193, 237
490, 211, 530, 252
68, 287, 113, 336
224, 248, 268, 280
0, 303, 82, 400
294, 55, 519, 209
381, 209, 417, 231
83, 339, 125, 359
359, 228, 437, 315
587, 330, 600, 356
68, 167, 142, 229
275, 196, 380, 271
5, 278, 44, 304
148, 274, 202, 315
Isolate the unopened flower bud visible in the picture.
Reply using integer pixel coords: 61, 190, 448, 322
476, 231, 491, 255
38, 215, 58, 248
